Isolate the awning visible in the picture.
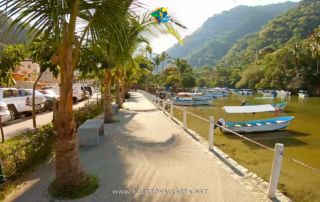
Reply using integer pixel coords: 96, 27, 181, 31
222, 104, 276, 114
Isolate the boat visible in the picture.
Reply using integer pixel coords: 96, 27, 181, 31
298, 90, 308, 98
262, 90, 277, 98
272, 102, 288, 111
196, 88, 229, 98
239, 89, 253, 96
277, 90, 291, 97
173, 92, 214, 106
218, 104, 294, 133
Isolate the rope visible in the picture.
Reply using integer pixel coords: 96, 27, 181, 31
283, 154, 320, 175
142, 91, 320, 175
215, 124, 275, 151
187, 111, 210, 123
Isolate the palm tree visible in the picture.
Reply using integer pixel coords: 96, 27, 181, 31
112, 12, 185, 108
153, 54, 162, 74
1, 0, 142, 189
160, 51, 170, 74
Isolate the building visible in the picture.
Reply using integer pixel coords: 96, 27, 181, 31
39, 69, 59, 84
15, 59, 40, 81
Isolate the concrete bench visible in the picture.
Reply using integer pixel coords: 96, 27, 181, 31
78, 119, 104, 146
112, 104, 119, 115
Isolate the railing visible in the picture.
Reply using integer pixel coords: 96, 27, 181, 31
139, 90, 320, 200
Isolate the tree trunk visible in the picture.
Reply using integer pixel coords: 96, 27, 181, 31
115, 69, 123, 108
32, 72, 42, 129
115, 79, 123, 108
53, 42, 86, 187
104, 68, 113, 123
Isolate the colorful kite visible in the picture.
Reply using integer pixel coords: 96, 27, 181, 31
151, 7, 170, 24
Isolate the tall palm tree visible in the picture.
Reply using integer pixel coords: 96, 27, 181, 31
160, 51, 170, 74
1, 0, 142, 189
153, 54, 162, 73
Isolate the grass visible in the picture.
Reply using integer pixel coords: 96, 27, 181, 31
48, 175, 99, 200
173, 104, 320, 202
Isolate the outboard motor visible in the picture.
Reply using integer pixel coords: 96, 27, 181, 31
214, 118, 225, 129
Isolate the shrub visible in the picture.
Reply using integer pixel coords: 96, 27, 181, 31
0, 99, 104, 200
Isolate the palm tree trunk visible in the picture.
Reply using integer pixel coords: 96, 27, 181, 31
115, 79, 123, 108
32, 72, 42, 129
115, 69, 123, 108
53, 42, 86, 187
104, 68, 113, 123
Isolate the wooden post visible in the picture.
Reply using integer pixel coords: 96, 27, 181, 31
158, 97, 161, 109
209, 116, 214, 150
183, 107, 187, 130
268, 143, 284, 199
162, 100, 165, 112
170, 101, 174, 119
0, 116, 4, 143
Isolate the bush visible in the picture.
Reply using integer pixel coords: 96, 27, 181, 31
0, 99, 104, 200
74, 100, 104, 127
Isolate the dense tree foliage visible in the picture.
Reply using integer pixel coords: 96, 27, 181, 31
219, 0, 320, 67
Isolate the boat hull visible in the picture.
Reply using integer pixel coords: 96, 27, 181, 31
173, 98, 213, 106
221, 116, 294, 134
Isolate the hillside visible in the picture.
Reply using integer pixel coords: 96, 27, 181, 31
219, 0, 320, 67
0, 12, 29, 50
167, 2, 297, 67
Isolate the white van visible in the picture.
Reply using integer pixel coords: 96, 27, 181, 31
42, 84, 85, 103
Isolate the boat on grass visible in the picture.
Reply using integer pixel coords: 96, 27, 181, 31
218, 104, 294, 133
173, 92, 214, 106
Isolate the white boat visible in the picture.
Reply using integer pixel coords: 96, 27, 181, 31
218, 104, 294, 133
196, 88, 228, 98
298, 90, 308, 98
173, 92, 214, 106
239, 89, 253, 96
277, 90, 291, 97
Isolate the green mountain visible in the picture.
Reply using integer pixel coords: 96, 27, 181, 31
219, 0, 320, 68
167, 2, 298, 67
0, 12, 30, 50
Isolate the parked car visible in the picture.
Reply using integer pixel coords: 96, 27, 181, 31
18, 89, 47, 111
42, 84, 85, 104
81, 85, 95, 97
0, 102, 12, 123
0, 88, 37, 120
39, 89, 59, 111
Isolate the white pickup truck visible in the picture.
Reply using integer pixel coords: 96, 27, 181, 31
42, 84, 85, 103
0, 88, 46, 120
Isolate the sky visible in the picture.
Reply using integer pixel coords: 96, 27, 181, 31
142, 0, 300, 53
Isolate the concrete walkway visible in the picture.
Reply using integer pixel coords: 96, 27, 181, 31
4, 92, 270, 202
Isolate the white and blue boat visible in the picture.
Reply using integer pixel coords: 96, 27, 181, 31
218, 104, 294, 133
173, 92, 214, 106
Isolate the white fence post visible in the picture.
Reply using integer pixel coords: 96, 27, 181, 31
162, 100, 166, 112
170, 101, 174, 119
268, 143, 284, 199
209, 116, 214, 150
157, 97, 160, 109
183, 107, 187, 130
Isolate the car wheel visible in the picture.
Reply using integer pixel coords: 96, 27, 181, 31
8, 105, 19, 121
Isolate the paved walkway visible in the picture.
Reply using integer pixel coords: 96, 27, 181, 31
4, 92, 270, 202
